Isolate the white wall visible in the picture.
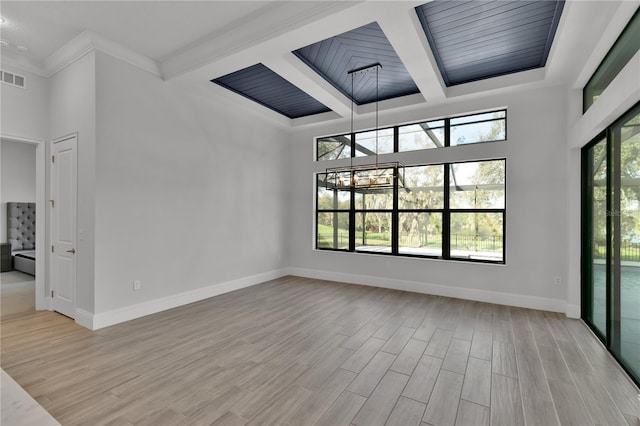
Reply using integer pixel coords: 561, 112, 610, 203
287, 84, 571, 313
0, 66, 49, 142
0, 140, 36, 242
93, 52, 288, 315
565, 50, 640, 317
49, 51, 97, 314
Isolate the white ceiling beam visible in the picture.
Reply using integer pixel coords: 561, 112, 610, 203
377, 3, 447, 102
263, 53, 353, 118
161, 1, 364, 80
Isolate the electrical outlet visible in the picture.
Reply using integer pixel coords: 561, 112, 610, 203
554, 276, 562, 286
133, 280, 141, 291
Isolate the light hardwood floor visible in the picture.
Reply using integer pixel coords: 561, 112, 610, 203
1, 276, 639, 426
0, 271, 36, 316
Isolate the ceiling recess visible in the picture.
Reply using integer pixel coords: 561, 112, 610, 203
415, 0, 565, 86
293, 22, 420, 105
212, 63, 331, 119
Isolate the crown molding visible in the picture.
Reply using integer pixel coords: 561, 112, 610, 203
0, 56, 48, 78
44, 30, 161, 78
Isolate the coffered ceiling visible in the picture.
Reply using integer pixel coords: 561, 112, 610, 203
0, 1, 635, 127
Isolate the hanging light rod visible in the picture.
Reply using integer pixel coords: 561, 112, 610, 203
347, 63, 382, 76
325, 61, 404, 192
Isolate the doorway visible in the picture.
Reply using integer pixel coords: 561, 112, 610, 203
582, 101, 640, 386
0, 135, 46, 315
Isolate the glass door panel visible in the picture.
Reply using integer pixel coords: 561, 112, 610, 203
584, 137, 608, 338
615, 108, 640, 379
584, 102, 640, 387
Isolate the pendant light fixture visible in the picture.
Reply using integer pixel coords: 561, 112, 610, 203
325, 63, 404, 191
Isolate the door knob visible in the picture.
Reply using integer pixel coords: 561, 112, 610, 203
66, 248, 76, 254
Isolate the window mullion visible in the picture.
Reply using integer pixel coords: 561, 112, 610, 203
443, 163, 451, 259
392, 167, 399, 255
445, 118, 451, 147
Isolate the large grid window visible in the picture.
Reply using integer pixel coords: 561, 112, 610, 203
316, 109, 506, 160
316, 159, 506, 263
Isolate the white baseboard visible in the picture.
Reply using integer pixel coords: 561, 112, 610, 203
83, 269, 287, 330
565, 304, 581, 319
285, 267, 569, 314
72, 267, 577, 330
74, 309, 94, 329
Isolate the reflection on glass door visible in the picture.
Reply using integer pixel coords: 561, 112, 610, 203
615, 107, 640, 380
584, 136, 607, 338
583, 101, 640, 387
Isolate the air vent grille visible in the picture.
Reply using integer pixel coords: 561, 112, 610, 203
0, 70, 26, 88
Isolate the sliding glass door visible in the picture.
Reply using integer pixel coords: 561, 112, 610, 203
583, 101, 640, 386
616, 107, 640, 379
583, 135, 607, 339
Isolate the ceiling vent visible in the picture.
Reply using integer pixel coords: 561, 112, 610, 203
0, 70, 26, 88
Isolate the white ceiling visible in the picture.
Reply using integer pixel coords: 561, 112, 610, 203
0, 1, 271, 63
0, 1, 635, 127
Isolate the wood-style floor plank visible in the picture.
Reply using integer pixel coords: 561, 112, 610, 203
469, 330, 493, 360
341, 337, 386, 373
352, 371, 409, 426
522, 395, 559, 426
547, 378, 594, 426
402, 355, 443, 404
314, 390, 366, 426
455, 400, 489, 426
346, 351, 396, 397
490, 373, 524, 426
386, 396, 426, 426
442, 338, 471, 374
491, 340, 518, 378
1, 276, 637, 426
424, 328, 454, 358
460, 356, 491, 407
390, 338, 427, 375
286, 368, 355, 425
422, 370, 464, 426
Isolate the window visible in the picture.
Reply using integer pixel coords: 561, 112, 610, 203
315, 109, 507, 263
450, 111, 506, 146
316, 109, 506, 160
355, 127, 394, 156
398, 120, 445, 151
583, 8, 640, 112
316, 174, 350, 250
317, 134, 351, 161
316, 159, 506, 263
449, 160, 505, 261
399, 165, 444, 257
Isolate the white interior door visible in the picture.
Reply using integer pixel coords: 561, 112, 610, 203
50, 135, 77, 318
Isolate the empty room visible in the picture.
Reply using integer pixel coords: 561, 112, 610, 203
1, 1, 639, 425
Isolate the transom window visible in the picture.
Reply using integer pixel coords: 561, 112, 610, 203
316, 109, 506, 160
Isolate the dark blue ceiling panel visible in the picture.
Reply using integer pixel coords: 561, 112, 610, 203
415, 0, 565, 86
211, 64, 331, 119
293, 22, 420, 105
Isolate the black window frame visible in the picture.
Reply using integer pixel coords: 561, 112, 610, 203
316, 158, 507, 264
583, 7, 640, 113
315, 109, 507, 160
581, 100, 640, 387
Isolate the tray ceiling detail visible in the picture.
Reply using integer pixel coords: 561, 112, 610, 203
292, 22, 420, 106
212, 64, 331, 119
415, 0, 565, 86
